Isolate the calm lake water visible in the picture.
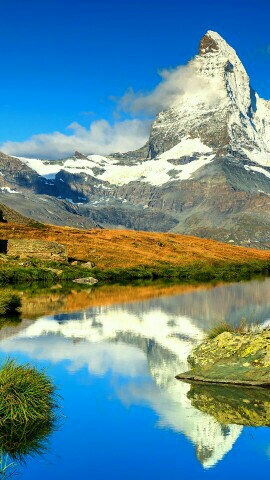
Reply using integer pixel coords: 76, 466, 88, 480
0, 277, 270, 478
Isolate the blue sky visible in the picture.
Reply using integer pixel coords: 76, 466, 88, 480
0, 0, 270, 157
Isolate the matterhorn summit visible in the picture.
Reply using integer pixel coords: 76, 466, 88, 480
149, 30, 270, 162
1, 31, 270, 247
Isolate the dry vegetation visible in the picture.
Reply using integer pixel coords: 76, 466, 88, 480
1, 223, 270, 269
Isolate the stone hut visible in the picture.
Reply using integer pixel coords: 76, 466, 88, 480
5, 239, 67, 262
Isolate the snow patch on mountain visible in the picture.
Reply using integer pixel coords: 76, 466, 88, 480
17, 156, 61, 179
245, 164, 270, 179
243, 149, 270, 167
176, 155, 215, 180
158, 138, 212, 160
17, 138, 215, 186
0, 186, 19, 194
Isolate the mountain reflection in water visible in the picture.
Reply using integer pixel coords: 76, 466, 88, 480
0, 277, 269, 472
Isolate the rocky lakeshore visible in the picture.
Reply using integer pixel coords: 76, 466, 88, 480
176, 330, 270, 387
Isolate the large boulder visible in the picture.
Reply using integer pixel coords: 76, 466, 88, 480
176, 331, 270, 387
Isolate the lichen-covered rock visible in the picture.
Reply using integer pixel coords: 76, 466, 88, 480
187, 383, 270, 426
176, 331, 270, 386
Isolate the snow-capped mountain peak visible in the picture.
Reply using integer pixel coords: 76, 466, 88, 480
2, 31, 270, 247
16, 31, 270, 184
150, 30, 270, 163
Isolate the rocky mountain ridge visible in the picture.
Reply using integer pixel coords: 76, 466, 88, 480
0, 31, 270, 247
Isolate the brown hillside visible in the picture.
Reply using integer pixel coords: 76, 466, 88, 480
0, 223, 270, 269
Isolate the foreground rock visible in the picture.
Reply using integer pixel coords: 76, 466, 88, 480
176, 331, 270, 387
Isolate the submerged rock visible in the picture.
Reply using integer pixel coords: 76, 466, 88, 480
176, 331, 270, 387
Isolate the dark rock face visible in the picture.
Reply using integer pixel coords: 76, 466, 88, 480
199, 34, 219, 55
74, 151, 88, 159
0, 190, 99, 230
80, 203, 178, 232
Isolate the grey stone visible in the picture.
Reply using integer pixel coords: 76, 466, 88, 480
73, 277, 98, 284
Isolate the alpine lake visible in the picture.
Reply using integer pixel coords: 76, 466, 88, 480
0, 276, 270, 479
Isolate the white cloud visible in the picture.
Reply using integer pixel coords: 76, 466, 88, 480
0, 60, 222, 159
119, 63, 223, 116
0, 118, 151, 159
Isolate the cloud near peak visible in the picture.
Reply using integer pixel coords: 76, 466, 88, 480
119, 63, 222, 116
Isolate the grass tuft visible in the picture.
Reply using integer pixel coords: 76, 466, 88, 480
206, 321, 236, 339
206, 318, 269, 339
0, 359, 58, 426
0, 359, 60, 477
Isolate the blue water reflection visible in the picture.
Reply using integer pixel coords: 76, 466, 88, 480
0, 277, 269, 478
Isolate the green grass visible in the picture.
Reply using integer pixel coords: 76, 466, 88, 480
0, 358, 60, 475
91, 259, 270, 284
0, 261, 93, 286
0, 257, 269, 287
0, 359, 58, 426
206, 321, 237, 339
0, 359, 60, 476
0, 291, 21, 317
206, 318, 268, 339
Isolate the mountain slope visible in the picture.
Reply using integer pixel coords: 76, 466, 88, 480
0, 151, 100, 229
1, 31, 270, 246
0, 201, 35, 225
